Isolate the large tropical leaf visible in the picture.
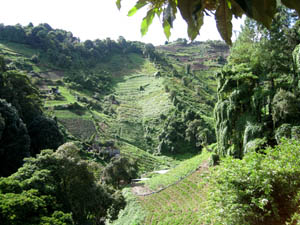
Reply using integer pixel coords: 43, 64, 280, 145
116, 0, 121, 10
128, 0, 147, 16
234, 0, 276, 28
251, 0, 277, 28
216, 0, 233, 45
162, 2, 177, 39
230, 0, 245, 18
141, 9, 156, 36
178, 0, 204, 40
203, 0, 217, 10
119, 0, 299, 44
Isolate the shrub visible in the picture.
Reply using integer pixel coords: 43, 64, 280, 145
101, 156, 138, 188
205, 139, 300, 225
30, 54, 39, 63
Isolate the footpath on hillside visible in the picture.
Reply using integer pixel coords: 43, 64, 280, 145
131, 155, 210, 196
131, 157, 210, 225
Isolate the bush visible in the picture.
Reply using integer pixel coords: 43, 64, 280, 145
30, 54, 39, 63
101, 156, 138, 188
205, 139, 300, 225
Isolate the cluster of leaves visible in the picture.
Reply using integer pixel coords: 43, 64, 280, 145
214, 7, 300, 157
0, 58, 64, 176
101, 156, 138, 189
0, 143, 125, 225
117, 0, 300, 44
205, 139, 300, 225
158, 108, 215, 154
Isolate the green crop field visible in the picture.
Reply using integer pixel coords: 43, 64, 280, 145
106, 60, 173, 151
140, 167, 208, 225
144, 150, 211, 190
112, 150, 211, 225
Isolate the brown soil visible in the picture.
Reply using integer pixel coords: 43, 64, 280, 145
131, 183, 153, 195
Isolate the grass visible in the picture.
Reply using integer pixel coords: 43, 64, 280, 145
119, 142, 165, 174
0, 40, 39, 57
138, 156, 210, 225
144, 149, 211, 190
44, 86, 76, 107
54, 110, 92, 119
107, 61, 172, 151
109, 188, 146, 225
112, 150, 211, 225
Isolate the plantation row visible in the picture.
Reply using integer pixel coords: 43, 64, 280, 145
140, 165, 208, 225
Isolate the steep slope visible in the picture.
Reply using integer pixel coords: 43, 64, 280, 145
0, 25, 228, 174
111, 150, 211, 225
0, 39, 174, 173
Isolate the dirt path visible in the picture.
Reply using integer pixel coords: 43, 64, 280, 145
131, 183, 153, 195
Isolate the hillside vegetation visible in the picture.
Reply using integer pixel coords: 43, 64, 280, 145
2, 6, 300, 225
0, 22, 226, 224
0, 23, 227, 163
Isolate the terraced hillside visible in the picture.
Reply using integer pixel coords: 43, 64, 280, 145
0, 37, 225, 171
157, 40, 229, 72
0, 39, 172, 171
112, 150, 212, 225
111, 67, 173, 151
141, 167, 207, 225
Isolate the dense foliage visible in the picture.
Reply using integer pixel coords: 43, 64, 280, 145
102, 156, 138, 188
205, 139, 300, 225
214, 7, 300, 157
0, 57, 64, 176
0, 143, 125, 225
157, 108, 215, 154
0, 99, 30, 177
0, 69, 42, 125
28, 115, 64, 155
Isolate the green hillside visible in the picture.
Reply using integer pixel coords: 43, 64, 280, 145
0, 28, 226, 165
110, 150, 211, 225
0, 28, 229, 223
1, 4, 300, 225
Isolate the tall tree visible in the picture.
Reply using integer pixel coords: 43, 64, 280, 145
214, 7, 300, 157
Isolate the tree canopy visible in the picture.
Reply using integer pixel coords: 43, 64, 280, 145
0, 143, 125, 225
214, 7, 300, 157
117, 0, 300, 44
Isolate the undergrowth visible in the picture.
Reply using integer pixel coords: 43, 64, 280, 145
109, 188, 146, 225
204, 139, 300, 225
